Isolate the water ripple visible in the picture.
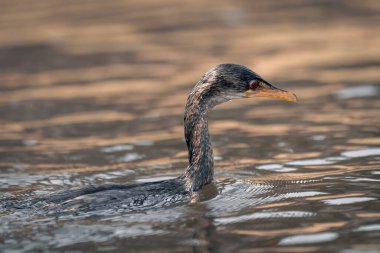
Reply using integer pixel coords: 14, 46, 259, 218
341, 148, 380, 158
286, 158, 336, 166
215, 211, 315, 225
256, 164, 297, 172
336, 85, 378, 99
323, 197, 376, 205
355, 224, 380, 232
279, 232, 339, 245
100, 144, 134, 152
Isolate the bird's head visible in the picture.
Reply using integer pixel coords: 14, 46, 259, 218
197, 64, 298, 106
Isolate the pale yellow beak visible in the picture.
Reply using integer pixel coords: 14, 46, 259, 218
245, 87, 298, 102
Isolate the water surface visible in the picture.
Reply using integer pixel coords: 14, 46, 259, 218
0, 0, 380, 252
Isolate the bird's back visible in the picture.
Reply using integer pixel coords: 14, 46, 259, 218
3, 178, 189, 215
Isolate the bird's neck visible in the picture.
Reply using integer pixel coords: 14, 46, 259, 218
183, 84, 216, 192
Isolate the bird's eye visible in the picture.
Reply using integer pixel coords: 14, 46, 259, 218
249, 80, 259, 89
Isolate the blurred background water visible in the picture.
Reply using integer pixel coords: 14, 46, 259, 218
0, 0, 380, 252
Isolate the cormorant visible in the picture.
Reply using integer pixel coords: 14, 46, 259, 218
9, 64, 298, 214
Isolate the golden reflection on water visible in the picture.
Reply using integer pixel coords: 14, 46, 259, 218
242, 246, 320, 253
4, 110, 135, 129
356, 213, 380, 218
349, 138, 380, 145
251, 164, 380, 182
232, 221, 346, 236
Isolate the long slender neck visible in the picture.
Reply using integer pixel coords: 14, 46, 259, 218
183, 83, 220, 192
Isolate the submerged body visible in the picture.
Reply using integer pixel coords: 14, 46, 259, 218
4, 64, 297, 214
33, 179, 187, 214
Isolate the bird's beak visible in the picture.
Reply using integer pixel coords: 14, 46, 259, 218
245, 82, 298, 102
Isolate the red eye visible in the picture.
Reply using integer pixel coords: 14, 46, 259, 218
249, 80, 259, 89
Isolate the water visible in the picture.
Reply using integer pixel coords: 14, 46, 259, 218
1, 0, 380, 252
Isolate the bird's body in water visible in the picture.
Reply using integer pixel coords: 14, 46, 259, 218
5, 64, 297, 214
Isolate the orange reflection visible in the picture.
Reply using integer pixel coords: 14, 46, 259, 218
232, 222, 346, 236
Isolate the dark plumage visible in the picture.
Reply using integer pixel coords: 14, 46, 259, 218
4, 64, 297, 214
184, 64, 269, 191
